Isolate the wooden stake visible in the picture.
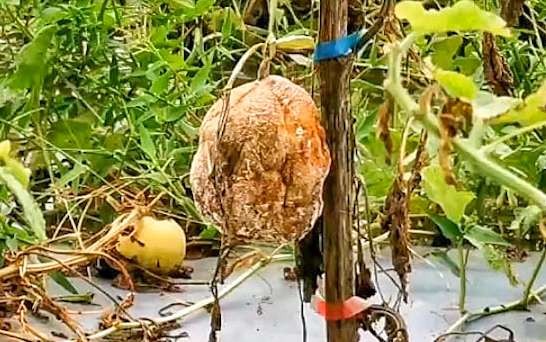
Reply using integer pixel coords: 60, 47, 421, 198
318, 1, 358, 341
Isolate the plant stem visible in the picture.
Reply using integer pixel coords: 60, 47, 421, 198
521, 247, 546, 307
442, 312, 472, 335
481, 120, 546, 153
452, 138, 546, 212
458, 243, 468, 314
384, 33, 546, 212
225, 43, 265, 89
440, 284, 546, 335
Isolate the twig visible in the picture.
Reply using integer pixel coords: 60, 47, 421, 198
82, 254, 293, 341
23, 250, 135, 321
225, 43, 265, 90
0, 210, 140, 280
521, 247, 546, 307
0, 329, 37, 342
439, 284, 546, 336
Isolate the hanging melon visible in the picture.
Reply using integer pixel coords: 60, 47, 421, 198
190, 75, 330, 244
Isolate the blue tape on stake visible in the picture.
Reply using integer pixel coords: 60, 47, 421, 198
314, 29, 366, 62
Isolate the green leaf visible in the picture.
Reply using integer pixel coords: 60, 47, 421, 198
453, 56, 481, 75
48, 119, 93, 150
191, 66, 211, 94
422, 164, 474, 223
395, 0, 511, 36
509, 205, 542, 234
3, 225, 34, 244
426, 250, 460, 277
139, 125, 157, 161
59, 164, 86, 187
8, 25, 57, 89
38, 7, 69, 26
50, 271, 79, 295
0, 167, 46, 241
150, 72, 171, 95
480, 245, 518, 286
172, 0, 215, 21
429, 213, 463, 242
200, 225, 219, 239
491, 81, 546, 126
4, 158, 31, 188
221, 8, 233, 40
5, 236, 18, 251
464, 225, 510, 248
0, 141, 29, 187
430, 36, 462, 70
0, 141, 10, 159
433, 68, 478, 100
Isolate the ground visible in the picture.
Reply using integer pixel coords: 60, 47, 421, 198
8, 247, 545, 341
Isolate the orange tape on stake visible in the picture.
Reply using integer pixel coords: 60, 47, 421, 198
311, 295, 370, 321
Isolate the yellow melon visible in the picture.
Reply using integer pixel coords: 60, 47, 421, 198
116, 216, 186, 275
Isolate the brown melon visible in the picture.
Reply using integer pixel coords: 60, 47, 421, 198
190, 75, 330, 244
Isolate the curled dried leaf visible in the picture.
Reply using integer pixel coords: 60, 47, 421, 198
408, 132, 428, 193
383, 174, 412, 302
483, 32, 514, 96
377, 96, 394, 164
243, 0, 267, 26
419, 85, 440, 115
438, 99, 473, 185
501, 0, 525, 27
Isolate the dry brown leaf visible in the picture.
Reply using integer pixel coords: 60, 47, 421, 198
438, 98, 473, 185
501, 0, 525, 26
483, 32, 515, 96
377, 97, 394, 164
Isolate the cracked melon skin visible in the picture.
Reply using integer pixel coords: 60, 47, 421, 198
190, 75, 330, 245
116, 216, 186, 275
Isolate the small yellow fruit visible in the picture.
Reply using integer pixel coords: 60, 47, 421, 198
116, 216, 186, 275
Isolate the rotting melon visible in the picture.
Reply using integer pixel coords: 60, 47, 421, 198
116, 216, 186, 275
190, 75, 330, 245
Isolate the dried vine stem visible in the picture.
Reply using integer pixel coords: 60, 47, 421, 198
0, 209, 140, 280
0, 328, 36, 342
83, 254, 292, 341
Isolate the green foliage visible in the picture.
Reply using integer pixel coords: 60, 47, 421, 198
395, 0, 510, 36
464, 225, 509, 248
433, 68, 478, 100
481, 244, 518, 286
430, 36, 463, 70
50, 271, 80, 295
0, 141, 45, 241
423, 164, 474, 223
429, 213, 463, 242
8, 25, 57, 90
492, 82, 546, 126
